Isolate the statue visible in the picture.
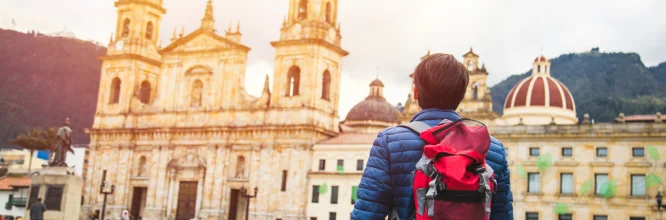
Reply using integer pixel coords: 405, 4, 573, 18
51, 117, 74, 166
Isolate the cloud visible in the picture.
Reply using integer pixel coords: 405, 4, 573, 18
2, 0, 665, 118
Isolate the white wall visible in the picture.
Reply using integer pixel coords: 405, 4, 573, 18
0, 191, 26, 218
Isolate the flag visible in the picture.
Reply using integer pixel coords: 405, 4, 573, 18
36, 150, 50, 160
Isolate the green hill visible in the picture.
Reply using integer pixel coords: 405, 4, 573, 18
0, 29, 106, 145
491, 49, 666, 122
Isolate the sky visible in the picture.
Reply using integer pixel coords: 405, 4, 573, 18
1, 0, 665, 119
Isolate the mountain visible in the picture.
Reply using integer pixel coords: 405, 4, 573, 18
649, 62, 666, 84
491, 49, 666, 122
0, 29, 106, 145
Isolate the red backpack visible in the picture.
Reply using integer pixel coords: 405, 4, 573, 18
400, 118, 496, 220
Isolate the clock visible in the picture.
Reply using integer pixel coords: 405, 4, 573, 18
115, 40, 124, 50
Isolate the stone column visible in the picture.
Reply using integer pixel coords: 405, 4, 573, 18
211, 145, 228, 211
202, 145, 217, 209
165, 169, 176, 219
195, 168, 205, 217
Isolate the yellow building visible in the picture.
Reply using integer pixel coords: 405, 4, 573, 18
84, 0, 347, 219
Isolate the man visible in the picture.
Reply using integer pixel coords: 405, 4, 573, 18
351, 53, 513, 220
29, 198, 46, 220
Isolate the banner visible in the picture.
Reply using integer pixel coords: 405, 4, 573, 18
36, 150, 50, 160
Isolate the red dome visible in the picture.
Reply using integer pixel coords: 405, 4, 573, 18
534, 56, 547, 62
504, 75, 575, 111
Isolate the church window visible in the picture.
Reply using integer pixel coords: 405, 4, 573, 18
325, 2, 332, 23
138, 156, 147, 177
286, 66, 300, 96
191, 80, 203, 107
472, 82, 479, 100
538, 65, 541, 73
145, 21, 153, 39
235, 156, 246, 178
322, 70, 331, 101
139, 81, 151, 104
298, 0, 308, 20
467, 61, 473, 71
122, 18, 130, 37
109, 77, 121, 104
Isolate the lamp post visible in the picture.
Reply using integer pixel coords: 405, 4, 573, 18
100, 170, 115, 220
657, 191, 663, 211
240, 186, 258, 220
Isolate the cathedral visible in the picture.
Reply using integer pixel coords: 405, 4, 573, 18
84, 0, 346, 219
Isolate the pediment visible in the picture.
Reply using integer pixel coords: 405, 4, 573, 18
167, 152, 207, 169
161, 29, 249, 54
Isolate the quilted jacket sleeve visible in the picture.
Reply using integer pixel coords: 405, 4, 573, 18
490, 142, 514, 220
350, 132, 392, 220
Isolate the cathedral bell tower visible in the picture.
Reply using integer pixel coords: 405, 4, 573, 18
270, 0, 349, 132
95, 0, 165, 116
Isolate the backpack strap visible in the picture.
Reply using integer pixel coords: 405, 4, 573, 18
398, 121, 432, 134
478, 163, 494, 215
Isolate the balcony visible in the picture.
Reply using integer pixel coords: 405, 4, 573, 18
12, 197, 27, 207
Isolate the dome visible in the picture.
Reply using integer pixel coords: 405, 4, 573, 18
345, 96, 401, 123
504, 76, 575, 111
370, 79, 384, 87
344, 78, 401, 133
502, 56, 578, 125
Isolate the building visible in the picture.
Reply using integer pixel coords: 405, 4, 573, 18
84, 0, 347, 219
306, 52, 666, 220
0, 176, 31, 218
0, 147, 48, 175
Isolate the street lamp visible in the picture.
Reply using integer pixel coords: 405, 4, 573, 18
240, 186, 258, 220
99, 170, 115, 220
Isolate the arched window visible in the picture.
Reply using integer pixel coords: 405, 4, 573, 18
325, 2, 332, 23
467, 61, 473, 71
472, 82, 479, 100
109, 77, 121, 104
145, 21, 153, 39
537, 65, 541, 73
122, 18, 131, 37
191, 80, 203, 107
139, 81, 151, 104
298, 0, 308, 20
137, 156, 147, 177
322, 70, 331, 100
286, 66, 300, 97
235, 156, 246, 178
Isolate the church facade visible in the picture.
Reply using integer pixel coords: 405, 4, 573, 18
83, 0, 346, 219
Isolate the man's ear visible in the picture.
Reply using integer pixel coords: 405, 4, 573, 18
413, 86, 419, 100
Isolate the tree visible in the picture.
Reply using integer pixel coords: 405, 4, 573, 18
8, 127, 58, 174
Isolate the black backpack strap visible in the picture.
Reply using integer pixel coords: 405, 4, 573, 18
398, 121, 431, 134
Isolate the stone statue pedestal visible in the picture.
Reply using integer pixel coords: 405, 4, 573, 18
25, 166, 82, 220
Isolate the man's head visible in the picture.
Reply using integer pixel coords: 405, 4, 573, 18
64, 117, 70, 126
413, 53, 469, 110
37, 197, 42, 202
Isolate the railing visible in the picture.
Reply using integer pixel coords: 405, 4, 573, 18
11, 197, 27, 207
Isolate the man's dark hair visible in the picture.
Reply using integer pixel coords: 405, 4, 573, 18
413, 53, 469, 110
37, 197, 42, 202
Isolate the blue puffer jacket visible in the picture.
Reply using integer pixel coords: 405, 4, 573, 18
351, 109, 513, 220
